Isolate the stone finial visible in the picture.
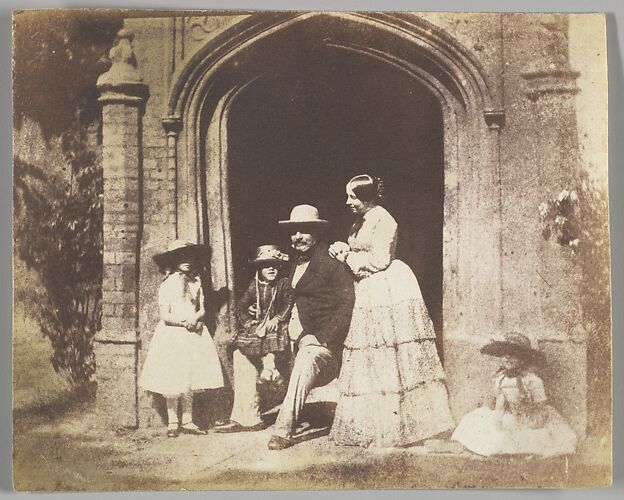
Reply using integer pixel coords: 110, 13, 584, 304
97, 28, 144, 88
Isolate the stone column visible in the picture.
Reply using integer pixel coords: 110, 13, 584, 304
444, 108, 507, 421
95, 28, 149, 428
162, 116, 182, 240
519, 15, 586, 436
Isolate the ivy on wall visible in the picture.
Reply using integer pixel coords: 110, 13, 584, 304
13, 11, 122, 386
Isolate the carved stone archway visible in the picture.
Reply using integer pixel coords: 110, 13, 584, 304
163, 12, 505, 420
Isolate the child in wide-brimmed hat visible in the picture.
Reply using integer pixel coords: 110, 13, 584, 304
139, 240, 224, 438
233, 245, 293, 384
451, 332, 577, 457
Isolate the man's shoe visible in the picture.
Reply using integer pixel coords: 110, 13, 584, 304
214, 420, 268, 433
214, 421, 244, 433
267, 434, 294, 450
242, 421, 269, 432
294, 421, 311, 435
167, 427, 179, 438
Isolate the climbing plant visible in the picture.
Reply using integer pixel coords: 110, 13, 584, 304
539, 169, 611, 436
13, 10, 122, 385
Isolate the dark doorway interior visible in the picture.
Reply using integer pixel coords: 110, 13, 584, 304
224, 44, 445, 342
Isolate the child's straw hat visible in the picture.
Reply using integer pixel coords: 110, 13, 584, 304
249, 245, 290, 267
480, 333, 545, 366
153, 239, 208, 269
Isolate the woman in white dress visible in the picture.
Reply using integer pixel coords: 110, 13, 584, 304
329, 174, 454, 447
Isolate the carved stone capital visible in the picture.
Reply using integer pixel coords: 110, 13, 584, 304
162, 115, 183, 136
98, 84, 149, 106
484, 109, 506, 130
522, 68, 580, 101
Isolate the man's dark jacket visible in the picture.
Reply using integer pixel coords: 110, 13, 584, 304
289, 241, 355, 358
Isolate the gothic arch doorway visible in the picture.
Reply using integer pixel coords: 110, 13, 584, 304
167, 12, 503, 385
225, 48, 445, 344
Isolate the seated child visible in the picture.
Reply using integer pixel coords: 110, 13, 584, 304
234, 245, 292, 384
451, 332, 577, 458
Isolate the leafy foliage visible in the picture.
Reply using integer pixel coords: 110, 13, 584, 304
539, 170, 611, 435
14, 152, 104, 385
539, 189, 580, 249
13, 10, 123, 140
577, 172, 612, 436
13, 11, 122, 385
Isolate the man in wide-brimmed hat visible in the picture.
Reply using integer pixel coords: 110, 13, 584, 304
215, 206, 354, 443
265, 204, 355, 450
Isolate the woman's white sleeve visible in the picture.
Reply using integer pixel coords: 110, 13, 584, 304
345, 217, 397, 276
525, 373, 548, 403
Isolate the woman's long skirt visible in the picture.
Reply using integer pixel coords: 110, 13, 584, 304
330, 260, 455, 447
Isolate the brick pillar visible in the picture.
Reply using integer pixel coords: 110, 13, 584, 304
95, 28, 149, 428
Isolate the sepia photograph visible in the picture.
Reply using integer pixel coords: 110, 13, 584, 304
11, 8, 612, 491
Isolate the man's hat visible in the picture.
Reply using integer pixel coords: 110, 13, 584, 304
480, 333, 545, 366
278, 204, 330, 232
249, 245, 290, 267
153, 239, 208, 269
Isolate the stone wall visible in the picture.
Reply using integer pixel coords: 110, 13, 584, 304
432, 14, 587, 436
501, 14, 585, 434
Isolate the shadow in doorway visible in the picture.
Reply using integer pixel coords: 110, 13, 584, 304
226, 43, 445, 355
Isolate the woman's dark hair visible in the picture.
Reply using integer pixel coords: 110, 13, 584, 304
348, 174, 384, 204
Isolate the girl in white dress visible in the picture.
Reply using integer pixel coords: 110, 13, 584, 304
329, 174, 454, 447
451, 333, 577, 457
139, 240, 224, 438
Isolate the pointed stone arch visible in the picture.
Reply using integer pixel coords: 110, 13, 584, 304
168, 12, 499, 118
162, 11, 507, 419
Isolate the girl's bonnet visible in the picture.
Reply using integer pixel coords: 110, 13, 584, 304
153, 239, 208, 271
480, 332, 546, 367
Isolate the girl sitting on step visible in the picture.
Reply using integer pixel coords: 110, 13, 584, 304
451, 332, 577, 457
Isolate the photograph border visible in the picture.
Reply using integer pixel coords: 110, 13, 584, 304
2, 0, 622, 497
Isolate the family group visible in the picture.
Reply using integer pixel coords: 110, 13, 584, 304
138, 174, 577, 457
